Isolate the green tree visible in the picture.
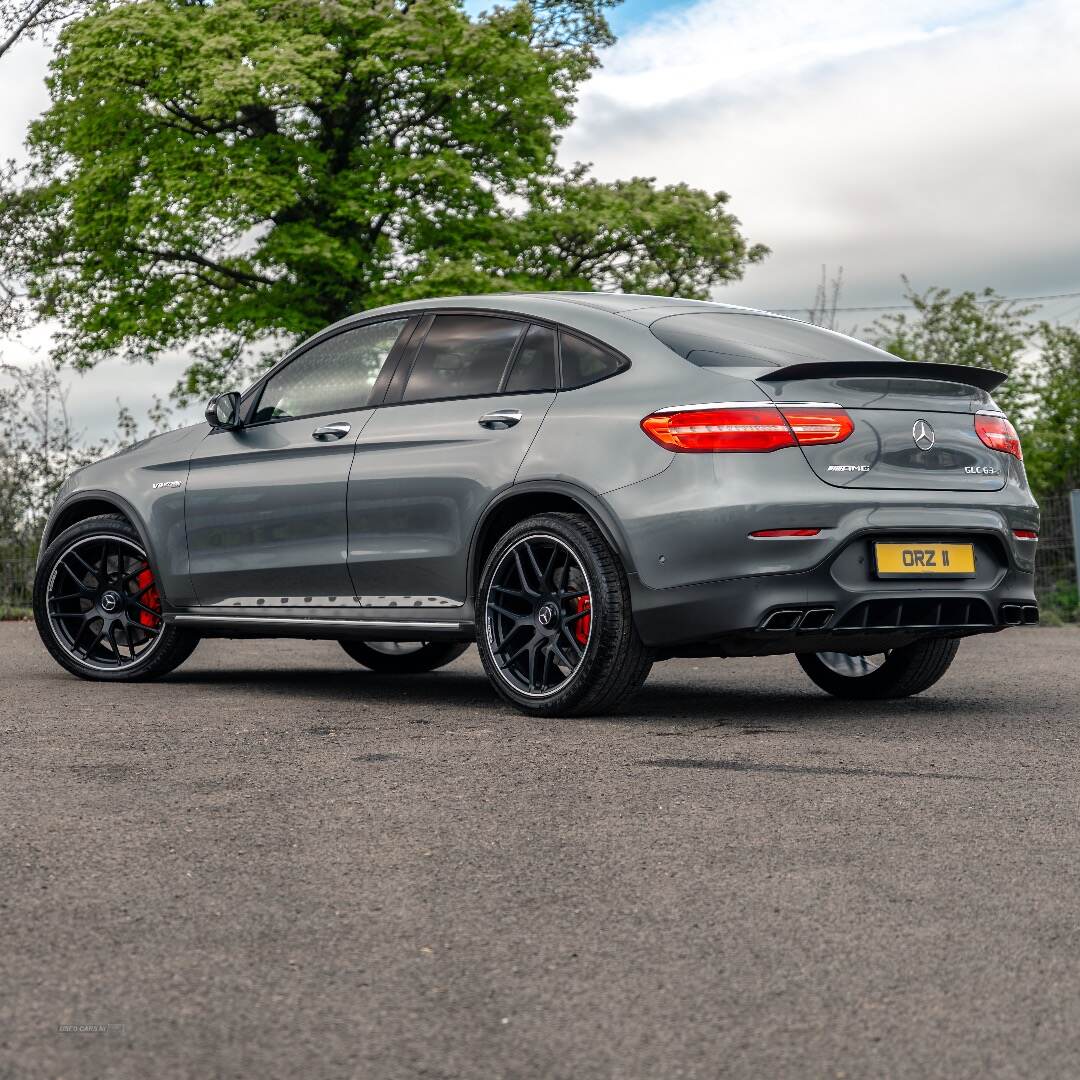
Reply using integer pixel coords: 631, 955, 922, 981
869, 278, 1036, 417
1023, 323, 1080, 496
0, 0, 767, 400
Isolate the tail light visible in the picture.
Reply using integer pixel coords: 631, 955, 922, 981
640, 404, 853, 453
975, 412, 1023, 459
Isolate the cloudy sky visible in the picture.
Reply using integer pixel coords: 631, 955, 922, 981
2, 0, 1079, 438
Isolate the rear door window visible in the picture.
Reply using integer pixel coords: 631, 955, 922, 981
401, 315, 524, 403
504, 324, 557, 393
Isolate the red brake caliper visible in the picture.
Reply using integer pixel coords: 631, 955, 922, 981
134, 567, 162, 629
573, 596, 591, 646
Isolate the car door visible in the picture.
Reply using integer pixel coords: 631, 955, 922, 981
346, 313, 558, 607
185, 318, 410, 608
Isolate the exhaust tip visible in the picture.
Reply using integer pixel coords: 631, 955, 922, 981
799, 608, 835, 631
1000, 603, 1023, 625
761, 609, 803, 632
1022, 604, 1039, 625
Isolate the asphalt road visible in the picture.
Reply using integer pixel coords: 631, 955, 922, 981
3, 621, 1080, 1079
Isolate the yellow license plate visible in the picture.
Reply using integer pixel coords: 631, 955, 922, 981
874, 542, 976, 578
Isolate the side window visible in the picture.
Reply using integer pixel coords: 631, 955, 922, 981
560, 331, 626, 389
254, 319, 407, 422
504, 324, 557, 393
401, 315, 523, 403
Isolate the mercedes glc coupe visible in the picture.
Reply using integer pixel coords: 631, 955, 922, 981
33, 292, 1039, 715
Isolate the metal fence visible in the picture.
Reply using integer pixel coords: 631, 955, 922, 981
0, 544, 36, 610
1035, 491, 1079, 616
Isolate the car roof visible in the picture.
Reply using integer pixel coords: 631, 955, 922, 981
339, 291, 785, 334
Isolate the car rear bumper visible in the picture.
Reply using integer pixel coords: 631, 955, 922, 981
629, 527, 1037, 656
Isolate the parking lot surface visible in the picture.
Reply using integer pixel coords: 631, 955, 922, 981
3, 621, 1080, 1079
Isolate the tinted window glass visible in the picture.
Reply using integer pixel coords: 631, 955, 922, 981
650, 313, 900, 367
255, 319, 406, 422
402, 315, 523, 403
560, 332, 625, 388
504, 324, 557, 393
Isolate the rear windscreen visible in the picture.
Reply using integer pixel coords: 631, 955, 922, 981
649, 313, 900, 369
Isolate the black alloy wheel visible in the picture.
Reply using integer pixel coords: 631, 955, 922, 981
485, 532, 594, 697
477, 513, 653, 716
34, 515, 199, 681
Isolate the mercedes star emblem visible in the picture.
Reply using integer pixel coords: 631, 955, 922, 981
912, 419, 936, 451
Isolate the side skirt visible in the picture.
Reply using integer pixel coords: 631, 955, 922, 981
167, 610, 475, 642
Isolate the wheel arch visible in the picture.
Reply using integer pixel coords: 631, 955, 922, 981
40, 493, 166, 601
467, 481, 637, 603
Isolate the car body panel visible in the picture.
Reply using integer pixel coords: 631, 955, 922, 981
346, 390, 556, 605
184, 409, 377, 607
40, 424, 207, 605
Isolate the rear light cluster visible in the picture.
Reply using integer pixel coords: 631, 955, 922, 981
975, 413, 1023, 459
641, 405, 854, 453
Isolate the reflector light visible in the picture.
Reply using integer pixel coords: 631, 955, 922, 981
641, 404, 853, 453
750, 528, 822, 538
975, 413, 1023, 459
1013, 529, 1038, 540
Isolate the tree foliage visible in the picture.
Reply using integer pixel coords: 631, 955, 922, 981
0, 0, 767, 398
869, 277, 1035, 417
0, 0, 88, 60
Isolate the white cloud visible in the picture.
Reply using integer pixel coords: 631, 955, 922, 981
563, 0, 1080, 314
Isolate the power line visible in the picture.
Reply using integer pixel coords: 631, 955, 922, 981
767, 289, 1080, 316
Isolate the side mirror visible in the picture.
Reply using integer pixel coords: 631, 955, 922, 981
205, 391, 242, 431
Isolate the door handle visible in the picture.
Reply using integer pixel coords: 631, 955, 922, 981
478, 409, 523, 430
311, 422, 351, 441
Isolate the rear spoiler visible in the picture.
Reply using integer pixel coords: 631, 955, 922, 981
755, 360, 1007, 393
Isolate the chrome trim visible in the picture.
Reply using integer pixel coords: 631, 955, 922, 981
650, 400, 843, 414
172, 615, 462, 631
207, 594, 462, 609
975, 408, 1008, 418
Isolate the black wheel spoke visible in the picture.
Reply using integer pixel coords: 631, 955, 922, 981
489, 602, 528, 624
65, 552, 98, 584
523, 541, 546, 591
560, 627, 584, 660
490, 583, 529, 600
547, 636, 575, 671
512, 550, 539, 597
68, 616, 93, 653
48, 591, 87, 605
539, 642, 554, 689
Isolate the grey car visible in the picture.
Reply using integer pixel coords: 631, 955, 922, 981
33, 292, 1039, 715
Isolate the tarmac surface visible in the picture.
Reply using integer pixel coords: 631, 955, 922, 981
2, 621, 1080, 1079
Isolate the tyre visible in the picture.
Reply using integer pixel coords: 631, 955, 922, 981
476, 512, 653, 716
797, 638, 960, 700
33, 514, 200, 682
338, 639, 470, 673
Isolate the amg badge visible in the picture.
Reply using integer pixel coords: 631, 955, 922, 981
827, 464, 871, 472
